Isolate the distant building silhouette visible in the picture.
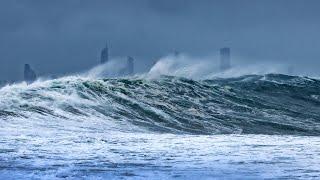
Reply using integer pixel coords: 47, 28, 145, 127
100, 42, 109, 64
220, 47, 231, 71
24, 64, 37, 83
127, 56, 134, 75
118, 56, 135, 76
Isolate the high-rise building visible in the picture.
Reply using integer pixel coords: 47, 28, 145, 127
220, 47, 231, 71
100, 42, 109, 64
24, 64, 37, 83
127, 56, 134, 75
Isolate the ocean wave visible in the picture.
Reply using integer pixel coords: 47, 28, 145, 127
0, 74, 320, 135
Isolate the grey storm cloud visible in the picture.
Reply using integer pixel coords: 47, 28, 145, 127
1, 0, 320, 80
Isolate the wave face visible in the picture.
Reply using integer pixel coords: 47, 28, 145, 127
1, 74, 320, 135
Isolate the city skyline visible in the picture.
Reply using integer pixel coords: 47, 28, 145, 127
1, 0, 320, 81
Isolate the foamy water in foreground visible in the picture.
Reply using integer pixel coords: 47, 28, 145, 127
0, 131, 319, 179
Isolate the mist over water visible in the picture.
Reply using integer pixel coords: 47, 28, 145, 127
147, 54, 293, 79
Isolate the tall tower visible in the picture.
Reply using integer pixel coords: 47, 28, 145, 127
24, 64, 37, 83
100, 42, 109, 64
220, 47, 231, 71
127, 56, 134, 75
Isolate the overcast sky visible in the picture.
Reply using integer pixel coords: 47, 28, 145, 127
1, 0, 320, 80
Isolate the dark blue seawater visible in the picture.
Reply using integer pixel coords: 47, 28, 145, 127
0, 74, 320, 179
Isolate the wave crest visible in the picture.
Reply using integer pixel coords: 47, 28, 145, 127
1, 74, 320, 135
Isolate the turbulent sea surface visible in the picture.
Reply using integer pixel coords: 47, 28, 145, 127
0, 74, 320, 179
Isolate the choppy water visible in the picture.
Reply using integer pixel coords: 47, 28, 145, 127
1, 74, 320, 179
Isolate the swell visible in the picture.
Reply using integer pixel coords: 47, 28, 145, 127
0, 74, 320, 135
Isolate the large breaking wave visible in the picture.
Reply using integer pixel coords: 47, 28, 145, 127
1, 73, 320, 135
